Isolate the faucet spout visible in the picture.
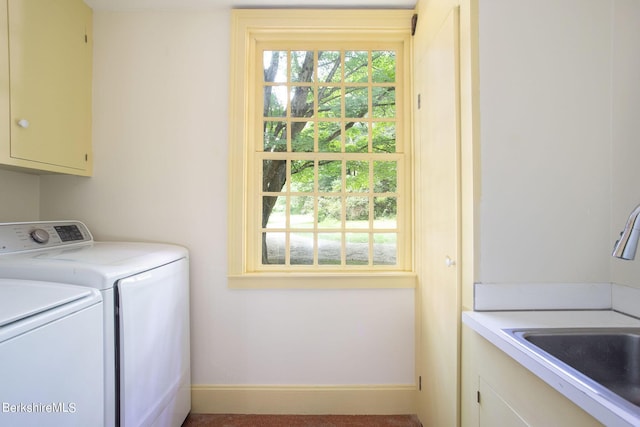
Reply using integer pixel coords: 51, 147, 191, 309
613, 203, 640, 260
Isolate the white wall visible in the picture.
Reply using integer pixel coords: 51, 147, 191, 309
477, 0, 613, 284
39, 10, 415, 388
0, 169, 39, 221
610, 0, 640, 289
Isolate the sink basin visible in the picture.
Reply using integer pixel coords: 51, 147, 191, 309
504, 327, 640, 412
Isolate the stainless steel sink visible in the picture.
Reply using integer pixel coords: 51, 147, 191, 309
504, 327, 640, 412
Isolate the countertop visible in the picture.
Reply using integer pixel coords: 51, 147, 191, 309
463, 309, 640, 427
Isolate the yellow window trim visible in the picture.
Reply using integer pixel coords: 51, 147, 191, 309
228, 9, 415, 289
228, 272, 417, 290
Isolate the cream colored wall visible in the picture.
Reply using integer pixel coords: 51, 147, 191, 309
0, 169, 39, 221
610, 0, 640, 289
39, 9, 416, 401
476, 0, 613, 284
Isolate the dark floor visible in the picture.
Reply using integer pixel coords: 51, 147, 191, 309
182, 414, 422, 427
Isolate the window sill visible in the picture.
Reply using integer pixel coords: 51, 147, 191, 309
227, 272, 417, 289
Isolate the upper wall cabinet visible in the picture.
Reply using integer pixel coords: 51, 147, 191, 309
0, 0, 92, 176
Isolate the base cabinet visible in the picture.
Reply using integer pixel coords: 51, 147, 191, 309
1, 0, 92, 176
478, 378, 528, 427
461, 325, 603, 427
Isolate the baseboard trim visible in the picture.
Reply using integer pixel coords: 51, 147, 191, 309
191, 385, 417, 415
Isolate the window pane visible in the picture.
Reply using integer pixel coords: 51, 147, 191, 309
318, 160, 342, 192
290, 86, 314, 118
255, 45, 404, 270
318, 196, 341, 228
345, 87, 368, 118
373, 233, 396, 265
372, 51, 396, 83
263, 121, 287, 152
346, 197, 369, 223
318, 86, 341, 118
344, 51, 368, 83
346, 233, 369, 265
374, 197, 396, 228
291, 196, 314, 229
263, 159, 287, 192
290, 160, 314, 192
372, 122, 396, 153
291, 121, 314, 152
263, 196, 285, 228
318, 233, 341, 265
345, 122, 369, 153
291, 51, 314, 82
318, 51, 341, 83
263, 51, 287, 83
373, 161, 397, 192
318, 122, 341, 152
372, 87, 395, 118
346, 161, 369, 192
264, 86, 288, 117
264, 232, 286, 265
290, 232, 314, 265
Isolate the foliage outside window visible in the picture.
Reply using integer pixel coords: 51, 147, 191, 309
261, 48, 401, 268
229, 10, 415, 287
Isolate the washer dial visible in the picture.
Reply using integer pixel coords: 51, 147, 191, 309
30, 229, 50, 244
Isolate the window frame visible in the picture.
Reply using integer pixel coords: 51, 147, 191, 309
228, 9, 416, 289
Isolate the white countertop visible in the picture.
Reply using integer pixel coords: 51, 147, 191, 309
463, 309, 640, 427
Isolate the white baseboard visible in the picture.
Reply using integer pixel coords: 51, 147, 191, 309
191, 385, 417, 415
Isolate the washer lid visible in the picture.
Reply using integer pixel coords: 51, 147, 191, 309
0, 241, 188, 290
0, 279, 94, 327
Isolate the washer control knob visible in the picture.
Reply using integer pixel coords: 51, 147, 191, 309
30, 228, 50, 244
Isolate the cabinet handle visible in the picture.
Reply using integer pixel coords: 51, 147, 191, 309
16, 119, 30, 128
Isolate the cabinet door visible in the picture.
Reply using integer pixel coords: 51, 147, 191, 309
414, 8, 461, 426
479, 378, 529, 427
8, 0, 92, 173
0, 4, 8, 151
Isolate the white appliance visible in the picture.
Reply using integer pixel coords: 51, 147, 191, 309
0, 278, 104, 427
0, 221, 191, 427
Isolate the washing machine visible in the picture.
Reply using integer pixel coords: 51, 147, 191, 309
0, 221, 191, 427
0, 278, 103, 427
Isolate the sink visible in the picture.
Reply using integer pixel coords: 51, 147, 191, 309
504, 327, 640, 412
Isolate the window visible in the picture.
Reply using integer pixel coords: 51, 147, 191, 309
229, 10, 415, 288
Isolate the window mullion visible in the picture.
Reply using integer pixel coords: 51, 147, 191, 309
256, 43, 404, 271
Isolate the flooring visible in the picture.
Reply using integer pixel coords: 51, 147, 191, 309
181, 414, 422, 427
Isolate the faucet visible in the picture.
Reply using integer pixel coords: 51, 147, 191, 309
612, 203, 640, 260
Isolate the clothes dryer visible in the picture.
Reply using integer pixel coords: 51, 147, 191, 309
0, 221, 191, 427
0, 278, 103, 427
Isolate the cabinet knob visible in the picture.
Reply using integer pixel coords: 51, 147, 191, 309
445, 256, 456, 267
17, 119, 30, 128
